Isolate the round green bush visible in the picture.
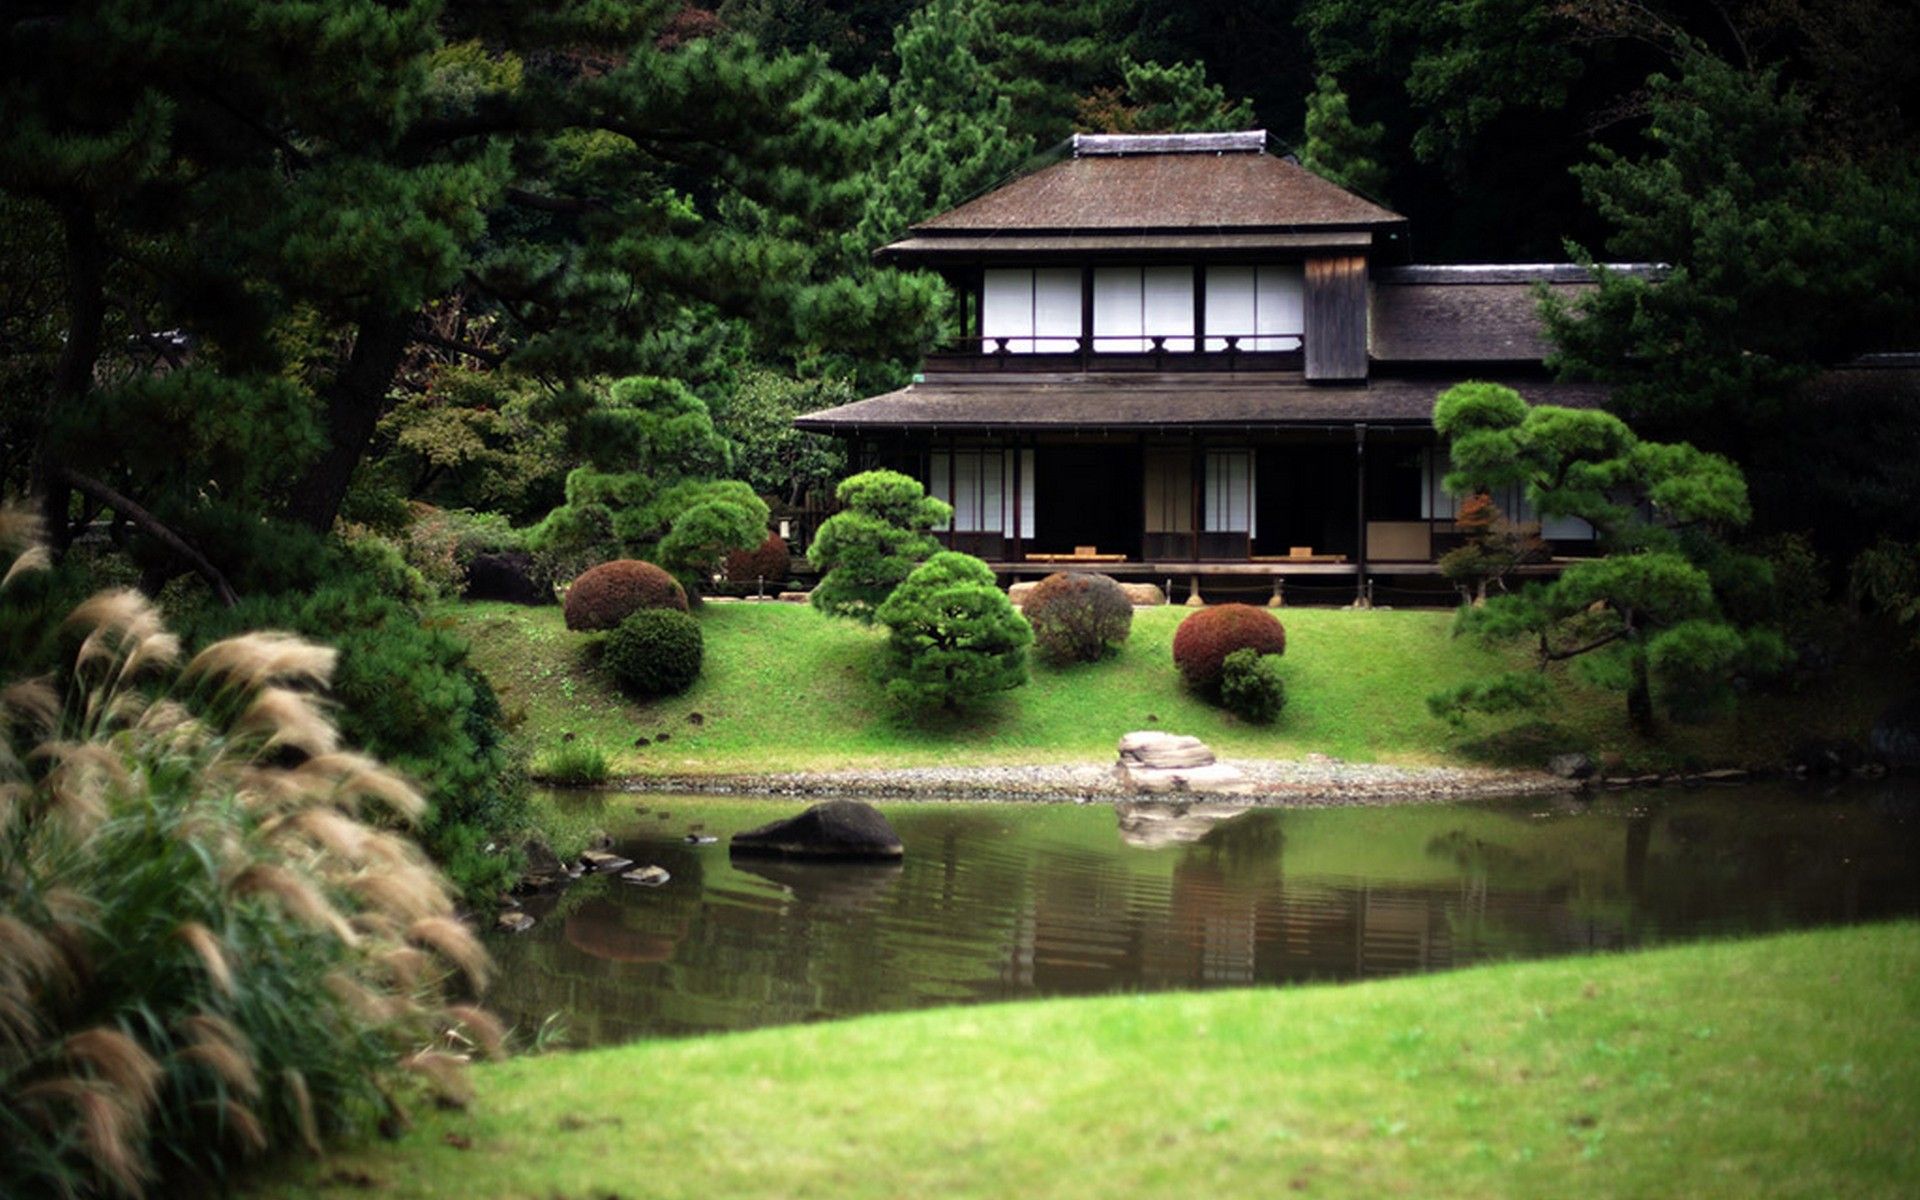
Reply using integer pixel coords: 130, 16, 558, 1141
1022, 572, 1133, 664
1171, 603, 1287, 693
723, 531, 792, 585
1220, 648, 1288, 722
604, 608, 704, 696
563, 559, 687, 631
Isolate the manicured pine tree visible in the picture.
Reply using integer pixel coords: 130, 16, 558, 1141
808, 470, 952, 622
875, 551, 1033, 711
1425, 382, 1786, 733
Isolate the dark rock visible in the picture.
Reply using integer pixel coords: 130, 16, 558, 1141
521, 837, 564, 877
620, 865, 671, 887
686, 712, 705, 726
496, 911, 535, 934
1789, 739, 1862, 779
579, 849, 633, 874
1548, 752, 1596, 780
633, 736, 651, 747
1870, 694, 1920, 770
656, 732, 671, 743
464, 552, 551, 605
730, 800, 904, 860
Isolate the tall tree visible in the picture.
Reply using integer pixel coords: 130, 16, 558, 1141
1298, 74, 1387, 198
1075, 58, 1256, 133
975, 0, 1132, 146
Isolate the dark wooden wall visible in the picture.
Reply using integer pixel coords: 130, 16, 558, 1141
1304, 255, 1369, 381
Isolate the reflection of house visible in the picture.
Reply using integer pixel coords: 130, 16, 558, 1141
798, 130, 1632, 600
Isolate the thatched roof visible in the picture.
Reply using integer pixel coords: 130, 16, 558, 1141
1369, 264, 1664, 364
794, 374, 1609, 434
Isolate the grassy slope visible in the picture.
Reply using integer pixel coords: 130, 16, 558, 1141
440, 601, 1896, 777
251, 922, 1920, 1200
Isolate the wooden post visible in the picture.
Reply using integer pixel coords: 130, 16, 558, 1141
1354, 423, 1370, 607
1194, 263, 1207, 351
1011, 439, 1023, 561
1186, 574, 1205, 608
1080, 266, 1094, 367
1268, 577, 1285, 608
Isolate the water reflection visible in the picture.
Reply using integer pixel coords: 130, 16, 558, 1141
485, 783, 1920, 1046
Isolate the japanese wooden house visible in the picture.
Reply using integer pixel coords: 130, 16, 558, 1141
795, 130, 1639, 601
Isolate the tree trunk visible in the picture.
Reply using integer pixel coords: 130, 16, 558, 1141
1626, 645, 1656, 736
283, 309, 416, 532
35, 201, 107, 550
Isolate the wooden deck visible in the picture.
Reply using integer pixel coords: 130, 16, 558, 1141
989, 558, 1582, 579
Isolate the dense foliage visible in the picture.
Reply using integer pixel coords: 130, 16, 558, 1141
604, 609, 705, 698
0, 516, 495, 1197
1426, 383, 1786, 731
563, 560, 689, 632
1219, 648, 1288, 723
808, 470, 952, 622
1021, 572, 1133, 665
723, 532, 793, 587
1172, 604, 1288, 694
875, 551, 1032, 711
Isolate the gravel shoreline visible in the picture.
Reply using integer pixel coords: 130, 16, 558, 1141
610, 758, 1583, 807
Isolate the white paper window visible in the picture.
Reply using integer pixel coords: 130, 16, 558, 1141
1094, 266, 1193, 352
930, 449, 1034, 536
981, 269, 1080, 353
1204, 450, 1255, 535
1204, 265, 1303, 350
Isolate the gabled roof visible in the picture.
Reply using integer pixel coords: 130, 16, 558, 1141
913, 142, 1404, 234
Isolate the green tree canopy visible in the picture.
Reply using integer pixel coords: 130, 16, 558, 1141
808, 469, 952, 622
1428, 383, 1786, 732
875, 550, 1033, 711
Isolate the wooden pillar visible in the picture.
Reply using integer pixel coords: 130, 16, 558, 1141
1011, 438, 1023, 561
1268, 577, 1285, 608
1194, 263, 1207, 350
1080, 266, 1094, 365
946, 437, 957, 550
1186, 574, 1205, 608
1354, 423, 1370, 607
1189, 435, 1203, 564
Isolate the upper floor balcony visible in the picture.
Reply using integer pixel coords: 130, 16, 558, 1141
924, 332, 1304, 375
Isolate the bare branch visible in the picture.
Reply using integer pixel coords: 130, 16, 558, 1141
55, 468, 238, 607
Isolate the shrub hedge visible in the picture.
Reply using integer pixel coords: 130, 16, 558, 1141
604, 608, 704, 697
1022, 572, 1133, 665
1220, 648, 1288, 722
723, 531, 792, 585
563, 559, 687, 631
1172, 604, 1288, 693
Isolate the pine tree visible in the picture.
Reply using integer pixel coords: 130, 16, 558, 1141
1076, 59, 1256, 133
876, 551, 1033, 711
975, 0, 1131, 146
1299, 75, 1389, 199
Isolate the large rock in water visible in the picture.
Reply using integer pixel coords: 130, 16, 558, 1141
730, 800, 904, 860
1114, 732, 1250, 794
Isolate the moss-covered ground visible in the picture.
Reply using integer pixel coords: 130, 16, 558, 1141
247, 921, 1920, 1199
437, 601, 1898, 779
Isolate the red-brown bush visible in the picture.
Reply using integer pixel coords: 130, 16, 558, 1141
563, 559, 687, 630
1022, 572, 1132, 664
723, 532, 792, 585
1171, 604, 1287, 692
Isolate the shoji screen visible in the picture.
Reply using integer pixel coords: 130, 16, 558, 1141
1204, 266, 1304, 350
1204, 450, 1256, 535
1032, 269, 1081, 351
1094, 267, 1193, 352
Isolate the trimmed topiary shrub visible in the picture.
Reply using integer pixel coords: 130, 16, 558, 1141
876, 551, 1032, 710
564, 559, 687, 630
1220, 648, 1288, 722
604, 608, 704, 696
1172, 603, 1288, 693
1022, 572, 1133, 665
723, 531, 792, 585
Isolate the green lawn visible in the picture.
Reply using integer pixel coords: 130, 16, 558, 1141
248, 921, 1920, 1199
438, 600, 1896, 778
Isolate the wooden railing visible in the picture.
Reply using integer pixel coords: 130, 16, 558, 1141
924, 333, 1305, 374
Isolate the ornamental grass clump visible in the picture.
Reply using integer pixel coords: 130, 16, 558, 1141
602, 609, 704, 697
562, 560, 687, 631
875, 552, 1031, 711
1171, 604, 1288, 694
1021, 572, 1133, 665
0, 511, 498, 1199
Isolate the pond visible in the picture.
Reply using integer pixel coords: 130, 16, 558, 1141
486, 783, 1920, 1048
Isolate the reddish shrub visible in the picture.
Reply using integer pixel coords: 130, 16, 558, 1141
723, 532, 792, 585
563, 560, 687, 631
1022, 572, 1133, 664
1171, 604, 1287, 692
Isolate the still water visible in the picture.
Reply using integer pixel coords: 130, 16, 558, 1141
486, 784, 1920, 1047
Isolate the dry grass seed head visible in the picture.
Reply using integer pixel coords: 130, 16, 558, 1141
400, 1049, 473, 1108
174, 922, 235, 999
407, 916, 491, 992
20, 1077, 152, 1196
283, 1068, 322, 1156
297, 752, 427, 825
30, 741, 123, 836
177, 1012, 260, 1099
219, 1098, 268, 1155
2, 543, 50, 588
229, 863, 357, 947
378, 946, 431, 992
284, 807, 377, 864
324, 970, 403, 1025
2, 677, 61, 738
65, 1028, 163, 1117
184, 633, 336, 693
352, 866, 453, 925
444, 1005, 506, 1061
232, 687, 340, 758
